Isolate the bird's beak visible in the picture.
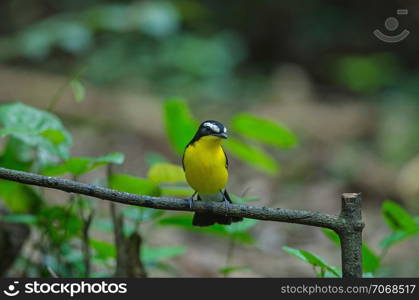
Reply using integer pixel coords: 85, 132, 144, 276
216, 132, 228, 139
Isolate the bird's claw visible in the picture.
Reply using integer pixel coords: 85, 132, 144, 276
187, 192, 197, 209
223, 196, 230, 216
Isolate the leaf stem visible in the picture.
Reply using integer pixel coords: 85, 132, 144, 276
47, 67, 87, 112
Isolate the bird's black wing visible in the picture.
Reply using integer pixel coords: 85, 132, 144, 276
182, 139, 195, 171
182, 150, 185, 171
223, 147, 228, 169
182, 131, 200, 171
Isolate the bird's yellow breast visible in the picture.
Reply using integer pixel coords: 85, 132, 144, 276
183, 136, 228, 195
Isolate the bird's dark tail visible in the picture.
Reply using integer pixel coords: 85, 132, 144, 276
192, 190, 243, 227
192, 213, 242, 226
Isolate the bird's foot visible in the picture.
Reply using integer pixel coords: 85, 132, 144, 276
187, 192, 197, 209
188, 196, 194, 209
223, 195, 230, 216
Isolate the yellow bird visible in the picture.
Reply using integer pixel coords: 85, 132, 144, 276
182, 120, 243, 226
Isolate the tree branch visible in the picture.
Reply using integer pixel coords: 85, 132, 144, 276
337, 193, 364, 278
0, 167, 364, 277
0, 167, 343, 230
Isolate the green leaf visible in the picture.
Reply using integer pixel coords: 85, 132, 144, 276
65, 157, 92, 175
40, 129, 66, 145
379, 229, 419, 249
0, 180, 43, 213
324, 267, 342, 278
40, 163, 68, 176
0, 102, 72, 159
322, 228, 340, 245
41, 158, 88, 176
160, 187, 193, 197
223, 138, 279, 175
2, 214, 38, 224
362, 244, 380, 273
0, 138, 33, 171
109, 174, 161, 196
70, 79, 86, 103
218, 266, 251, 275
163, 99, 198, 155
382, 200, 417, 232
145, 160, 189, 198
91, 239, 116, 259
42, 152, 125, 176
231, 113, 298, 149
142, 245, 186, 265
322, 229, 380, 273
282, 246, 340, 277
147, 163, 186, 184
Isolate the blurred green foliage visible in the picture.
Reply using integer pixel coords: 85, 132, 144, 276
70, 79, 86, 103
0, 0, 418, 105
41, 152, 124, 176
0, 102, 72, 161
109, 173, 161, 197
380, 200, 419, 249
231, 114, 297, 149
0, 1, 251, 101
282, 246, 341, 277
283, 200, 419, 277
0, 100, 188, 277
163, 99, 198, 155
0, 180, 42, 213
334, 53, 401, 93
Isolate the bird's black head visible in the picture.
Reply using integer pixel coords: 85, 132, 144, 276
191, 120, 228, 142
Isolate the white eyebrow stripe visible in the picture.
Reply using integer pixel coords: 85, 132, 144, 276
203, 122, 220, 133
223, 127, 227, 133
